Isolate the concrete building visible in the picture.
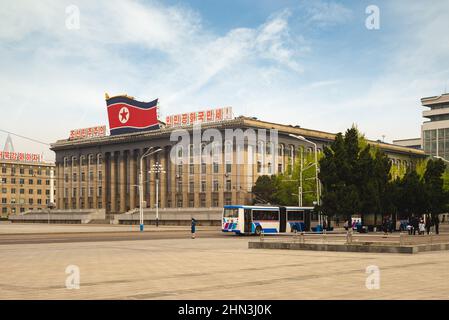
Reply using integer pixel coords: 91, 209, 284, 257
50, 116, 425, 222
392, 138, 422, 150
0, 158, 55, 217
421, 93, 449, 161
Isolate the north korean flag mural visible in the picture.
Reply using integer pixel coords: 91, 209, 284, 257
106, 95, 160, 135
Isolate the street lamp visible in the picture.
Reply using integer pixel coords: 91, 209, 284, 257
289, 134, 321, 224
139, 147, 162, 231
149, 161, 166, 227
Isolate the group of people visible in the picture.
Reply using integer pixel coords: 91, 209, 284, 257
406, 215, 440, 235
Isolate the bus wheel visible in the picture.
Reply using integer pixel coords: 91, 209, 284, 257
255, 226, 262, 236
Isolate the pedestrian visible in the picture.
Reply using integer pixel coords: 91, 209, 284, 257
433, 215, 440, 235
425, 215, 432, 235
336, 216, 340, 227
419, 218, 425, 235
412, 216, 419, 235
382, 218, 388, 235
191, 217, 196, 239
343, 220, 349, 231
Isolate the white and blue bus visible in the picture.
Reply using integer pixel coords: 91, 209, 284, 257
222, 205, 318, 235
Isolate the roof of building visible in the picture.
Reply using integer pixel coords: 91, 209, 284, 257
0, 159, 55, 166
421, 93, 449, 107
50, 116, 425, 157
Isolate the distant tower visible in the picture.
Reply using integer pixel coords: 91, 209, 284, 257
381, 135, 386, 143
3, 134, 14, 152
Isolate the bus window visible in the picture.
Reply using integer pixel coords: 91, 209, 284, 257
311, 211, 318, 221
287, 210, 304, 221
223, 208, 239, 218
252, 210, 279, 221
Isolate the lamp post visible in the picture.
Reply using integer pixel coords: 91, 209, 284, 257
139, 147, 162, 231
289, 134, 321, 224
149, 161, 166, 227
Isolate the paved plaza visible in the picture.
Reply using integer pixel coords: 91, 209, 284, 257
1, 226, 449, 299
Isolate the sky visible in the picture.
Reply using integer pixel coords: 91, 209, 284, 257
1, 0, 449, 161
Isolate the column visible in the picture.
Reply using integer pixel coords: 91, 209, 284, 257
93, 155, 98, 209
110, 153, 117, 213
218, 145, 224, 207
101, 154, 106, 210
129, 150, 137, 210
119, 151, 126, 213
83, 157, 88, 209
141, 149, 147, 207
57, 162, 64, 209
159, 148, 167, 208
169, 147, 176, 208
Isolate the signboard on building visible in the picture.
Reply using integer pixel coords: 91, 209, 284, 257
165, 107, 233, 128
69, 125, 107, 140
0, 151, 41, 162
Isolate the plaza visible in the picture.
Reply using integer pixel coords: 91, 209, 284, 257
0, 224, 448, 300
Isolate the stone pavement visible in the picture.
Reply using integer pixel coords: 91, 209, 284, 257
1, 235, 449, 299
0, 223, 216, 234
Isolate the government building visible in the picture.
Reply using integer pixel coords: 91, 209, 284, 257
0, 154, 55, 217
50, 115, 425, 223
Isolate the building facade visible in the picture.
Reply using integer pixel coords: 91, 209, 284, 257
422, 93, 449, 161
0, 159, 55, 217
50, 116, 425, 215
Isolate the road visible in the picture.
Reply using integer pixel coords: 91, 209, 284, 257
0, 229, 229, 245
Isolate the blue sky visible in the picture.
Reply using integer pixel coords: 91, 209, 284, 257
1, 0, 449, 161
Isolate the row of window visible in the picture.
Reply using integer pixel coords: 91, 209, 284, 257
1, 187, 51, 195
1, 207, 47, 214
1, 177, 51, 185
1, 166, 52, 176
1, 198, 49, 205
64, 171, 102, 183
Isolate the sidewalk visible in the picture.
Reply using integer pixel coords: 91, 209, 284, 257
0, 223, 220, 235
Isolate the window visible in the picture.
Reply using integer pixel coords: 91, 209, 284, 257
11, 178, 16, 184
37, 179, 42, 185
257, 161, 262, 173
223, 208, 239, 218
29, 169, 33, 175
201, 181, 206, 192
19, 178, 24, 185
267, 162, 272, 174
213, 162, 219, 174
11, 188, 16, 194
73, 173, 77, 182
37, 189, 42, 195
1, 198, 6, 204
1, 178, 6, 184
98, 171, 103, 181
201, 162, 206, 174
1, 167, 6, 174
189, 163, 194, 174
226, 179, 231, 191
89, 171, 94, 181
177, 181, 182, 193
20, 168, 24, 175
1, 188, 6, 193
189, 181, 194, 193
287, 210, 304, 221
28, 179, 33, 185
11, 167, 16, 174
252, 210, 279, 221
278, 164, 283, 173
213, 180, 219, 192
37, 169, 42, 175
28, 198, 33, 205
98, 186, 102, 197
226, 162, 232, 173
20, 189, 24, 194
81, 172, 86, 182
28, 189, 33, 195
45, 180, 50, 185
37, 199, 42, 205
2, 208, 7, 214
177, 164, 183, 175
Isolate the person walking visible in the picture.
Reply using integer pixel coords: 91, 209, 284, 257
412, 216, 419, 235
191, 217, 197, 239
425, 215, 432, 235
433, 215, 440, 235
419, 218, 425, 235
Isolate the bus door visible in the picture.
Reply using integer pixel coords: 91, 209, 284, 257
279, 207, 287, 232
244, 209, 252, 233
304, 209, 311, 231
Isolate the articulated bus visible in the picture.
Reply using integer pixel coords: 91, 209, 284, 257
222, 205, 318, 235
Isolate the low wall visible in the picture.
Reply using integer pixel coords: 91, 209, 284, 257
113, 207, 222, 226
248, 241, 449, 254
8, 209, 106, 224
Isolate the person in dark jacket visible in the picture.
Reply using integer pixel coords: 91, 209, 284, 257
425, 215, 432, 235
433, 215, 440, 235
191, 217, 196, 239
412, 216, 419, 235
